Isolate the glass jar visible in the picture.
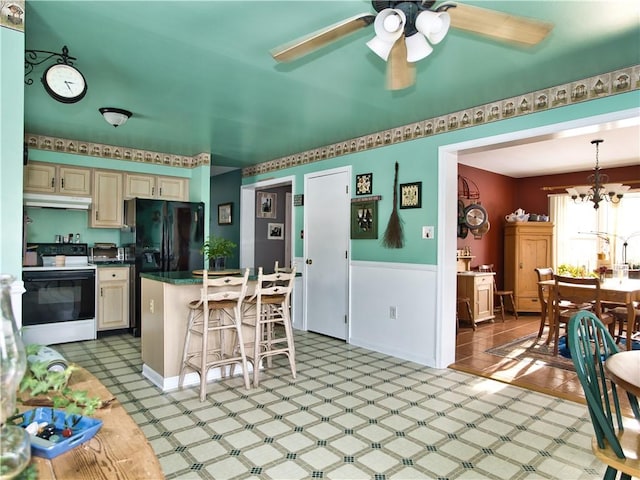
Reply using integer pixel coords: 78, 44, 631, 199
0, 274, 30, 479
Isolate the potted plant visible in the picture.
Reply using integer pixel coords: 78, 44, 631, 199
202, 234, 236, 271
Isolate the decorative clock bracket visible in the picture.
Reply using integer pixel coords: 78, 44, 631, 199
24, 45, 77, 85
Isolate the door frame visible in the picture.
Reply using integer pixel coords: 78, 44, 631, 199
239, 175, 296, 272
437, 108, 640, 369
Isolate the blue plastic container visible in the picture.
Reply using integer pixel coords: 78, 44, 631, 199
16, 408, 103, 459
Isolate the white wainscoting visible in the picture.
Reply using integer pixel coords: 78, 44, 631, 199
349, 261, 438, 367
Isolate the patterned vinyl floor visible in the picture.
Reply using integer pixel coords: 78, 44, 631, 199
54, 330, 606, 480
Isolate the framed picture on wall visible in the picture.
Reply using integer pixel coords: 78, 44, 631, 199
218, 202, 232, 225
350, 200, 378, 239
399, 181, 422, 209
268, 223, 284, 240
257, 192, 277, 218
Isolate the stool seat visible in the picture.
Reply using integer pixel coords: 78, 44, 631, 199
179, 269, 251, 401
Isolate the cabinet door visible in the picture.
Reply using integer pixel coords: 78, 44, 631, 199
124, 173, 155, 199
157, 176, 187, 201
476, 280, 493, 321
59, 166, 91, 196
92, 170, 123, 227
519, 236, 551, 300
24, 163, 56, 193
98, 268, 129, 330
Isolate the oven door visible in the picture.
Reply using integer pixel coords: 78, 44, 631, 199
22, 269, 96, 326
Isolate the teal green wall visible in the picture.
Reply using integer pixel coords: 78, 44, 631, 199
210, 170, 242, 268
0, 26, 25, 279
245, 89, 639, 265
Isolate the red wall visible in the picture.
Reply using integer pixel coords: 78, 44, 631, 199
457, 164, 639, 289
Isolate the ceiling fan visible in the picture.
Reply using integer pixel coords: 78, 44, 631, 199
271, 1, 553, 90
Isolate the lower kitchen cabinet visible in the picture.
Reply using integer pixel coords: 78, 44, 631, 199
456, 272, 495, 328
97, 267, 129, 331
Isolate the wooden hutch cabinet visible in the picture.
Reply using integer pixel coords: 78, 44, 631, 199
504, 222, 554, 313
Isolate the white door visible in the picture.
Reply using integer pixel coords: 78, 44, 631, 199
304, 167, 350, 339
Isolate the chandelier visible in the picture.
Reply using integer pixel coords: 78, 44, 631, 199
565, 139, 630, 210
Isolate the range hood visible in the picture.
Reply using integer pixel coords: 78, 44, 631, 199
24, 193, 92, 210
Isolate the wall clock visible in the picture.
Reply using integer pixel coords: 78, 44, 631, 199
42, 63, 87, 104
463, 203, 488, 229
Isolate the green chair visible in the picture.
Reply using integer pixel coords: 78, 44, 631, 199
567, 310, 640, 480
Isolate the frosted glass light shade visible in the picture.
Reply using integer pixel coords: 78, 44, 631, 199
367, 8, 406, 60
405, 33, 433, 62
99, 107, 132, 127
415, 10, 450, 44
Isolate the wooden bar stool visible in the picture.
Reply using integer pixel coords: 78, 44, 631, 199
478, 264, 517, 322
243, 266, 296, 387
179, 269, 251, 401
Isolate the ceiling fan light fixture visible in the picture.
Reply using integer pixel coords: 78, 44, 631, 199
415, 10, 450, 44
405, 32, 433, 62
99, 107, 132, 128
367, 8, 406, 60
374, 8, 406, 40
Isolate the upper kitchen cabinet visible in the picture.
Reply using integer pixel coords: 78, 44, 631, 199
24, 162, 91, 196
124, 173, 188, 201
92, 170, 123, 228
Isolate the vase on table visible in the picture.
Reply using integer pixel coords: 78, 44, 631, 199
1, 274, 30, 479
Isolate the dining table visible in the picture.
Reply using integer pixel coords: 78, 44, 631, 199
604, 350, 640, 397
538, 278, 640, 351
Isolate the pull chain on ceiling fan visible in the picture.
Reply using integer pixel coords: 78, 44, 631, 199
270, 1, 553, 90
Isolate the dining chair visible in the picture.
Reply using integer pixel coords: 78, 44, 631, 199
534, 267, 554, 340
608, 301, 640, 348
551, 274, 614, 356
567, 311, 640, 480
478, 264, 517, 322
179, 268, 251, 401
243, 266, 297, 387
456, 297, 474, 332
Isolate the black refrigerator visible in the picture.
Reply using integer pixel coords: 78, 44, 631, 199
122, 198, 205, 336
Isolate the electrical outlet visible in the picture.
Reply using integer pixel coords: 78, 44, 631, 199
422, 226, 434, 239
389, 306, 397, 320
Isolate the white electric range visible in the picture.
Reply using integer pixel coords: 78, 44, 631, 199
22, 243, 97, 345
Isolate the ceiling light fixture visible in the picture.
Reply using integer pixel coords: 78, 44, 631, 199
366, 3, 450, 64
565, 139, 630, 210
99, 107, 132, 128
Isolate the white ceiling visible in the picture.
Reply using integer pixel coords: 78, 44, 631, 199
458, 117, 640, 178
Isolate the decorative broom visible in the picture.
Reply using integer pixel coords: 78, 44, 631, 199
383, 161, 404, 248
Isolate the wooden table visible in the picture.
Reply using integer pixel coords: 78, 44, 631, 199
539, 278, 640, 351
18, 367, 163, 479
605, 350, 640, 397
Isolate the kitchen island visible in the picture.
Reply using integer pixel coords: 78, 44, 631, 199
139, 270, 302, 391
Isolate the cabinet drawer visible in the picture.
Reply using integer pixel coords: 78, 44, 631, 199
516, 295, 541, 313
474, 275, 493, 286
98, 268, 129, 282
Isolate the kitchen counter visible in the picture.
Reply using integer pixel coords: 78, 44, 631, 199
140, 268, 301, 390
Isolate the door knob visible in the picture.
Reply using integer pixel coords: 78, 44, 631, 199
306, 259, 312, 265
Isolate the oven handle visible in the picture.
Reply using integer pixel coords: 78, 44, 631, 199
24, 271, 95, 282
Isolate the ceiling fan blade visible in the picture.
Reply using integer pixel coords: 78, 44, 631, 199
386, 36, 415, 91
447, 3, 553, 46
271, 12, 375, 62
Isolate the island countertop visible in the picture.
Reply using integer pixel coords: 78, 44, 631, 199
140, 269, 242, 284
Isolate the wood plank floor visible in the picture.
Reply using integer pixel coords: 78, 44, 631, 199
450, 312, 636, 418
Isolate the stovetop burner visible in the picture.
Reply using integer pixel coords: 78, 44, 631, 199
28, 243, 89, 257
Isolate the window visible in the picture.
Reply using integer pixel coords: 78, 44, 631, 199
551, 191, 640, 270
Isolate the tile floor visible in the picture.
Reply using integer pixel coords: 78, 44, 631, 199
53, 326, 608, 480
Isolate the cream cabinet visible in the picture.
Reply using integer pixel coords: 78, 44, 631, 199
504, 222, 554, 313
124, 173, 188, 201
91, 170, 123, 228
97, 267, 129, 331
457, 272, 495, 327
24, 162, 91, 196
